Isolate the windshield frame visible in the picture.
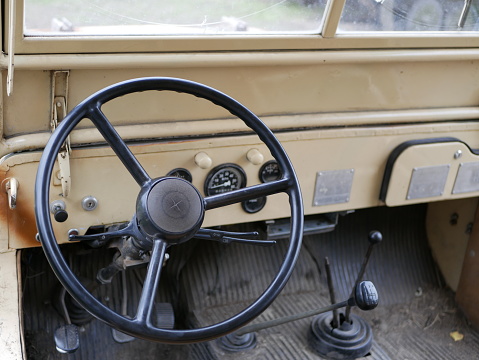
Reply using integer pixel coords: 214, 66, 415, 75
8, 0, 479, 55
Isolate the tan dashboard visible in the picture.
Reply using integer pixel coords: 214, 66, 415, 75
3, 118, 479, 249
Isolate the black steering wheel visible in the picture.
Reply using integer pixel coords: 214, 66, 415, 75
35, 77, 304, 343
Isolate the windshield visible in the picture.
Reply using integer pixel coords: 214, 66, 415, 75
24, 0, 479, 37
339, 0, 479, 32
24, 0, 328, 35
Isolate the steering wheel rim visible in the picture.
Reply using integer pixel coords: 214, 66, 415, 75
35, 77, 304, 343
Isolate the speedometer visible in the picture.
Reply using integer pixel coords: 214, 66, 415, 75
204, 164, 246, 196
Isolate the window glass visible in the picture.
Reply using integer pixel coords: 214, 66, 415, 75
339, 0, 479, 32
24, 0, 328, 36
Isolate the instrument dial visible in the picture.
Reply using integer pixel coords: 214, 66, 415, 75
242, 197, 267, 214
167, 168, 193, 183
259, 160, 282, 183
205, 164, 246, 196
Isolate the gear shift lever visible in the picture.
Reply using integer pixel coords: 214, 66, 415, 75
218, 231, 381, 354
344, 230, 382, 323
309, 230, 383, 359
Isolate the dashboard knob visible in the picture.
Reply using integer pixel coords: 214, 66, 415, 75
194, 152, 212, 169
50, 200, 68, 223
53, 209, 69, 223
246, 149, 264, 165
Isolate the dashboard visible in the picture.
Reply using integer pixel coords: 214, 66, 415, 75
4, 117, 479, 250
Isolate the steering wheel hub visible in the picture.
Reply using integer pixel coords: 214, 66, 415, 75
137, 177, 204, 244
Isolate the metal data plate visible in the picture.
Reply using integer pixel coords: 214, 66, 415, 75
453, 162, 479, 194
407, 165, 449, 200
313, 169, 354, 206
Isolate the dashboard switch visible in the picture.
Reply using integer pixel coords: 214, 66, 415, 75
194, 152, 213, 169
246, 149, 264, 165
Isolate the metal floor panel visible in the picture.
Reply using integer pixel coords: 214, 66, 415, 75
181, 205, 479, 359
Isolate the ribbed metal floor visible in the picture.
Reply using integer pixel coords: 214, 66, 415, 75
22, 204, 479, 359
181, 205, 479, 360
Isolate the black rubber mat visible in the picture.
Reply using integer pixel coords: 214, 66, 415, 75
22, 204, 479, 359
304, 204, 441, 306
21, 246, 192, 360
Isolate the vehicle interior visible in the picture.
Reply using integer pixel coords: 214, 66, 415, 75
2, 0, 479, 359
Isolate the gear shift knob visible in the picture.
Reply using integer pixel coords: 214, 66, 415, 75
354, 281, 379, 311
368, 230, 383, 245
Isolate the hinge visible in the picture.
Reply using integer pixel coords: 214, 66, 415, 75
51, 71, 71, 197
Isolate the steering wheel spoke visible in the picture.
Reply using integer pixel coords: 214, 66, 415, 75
204, 178, 290, 210
135, 239, 168, 326
88, 107, 151, 187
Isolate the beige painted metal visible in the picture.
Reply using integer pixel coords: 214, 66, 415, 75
14, 32, 479, 54
0, 250, 23, 360
2, 106, 479, 158
456, 203, 479, 328
0, 107, 479, 156
384, 142, 479, 206
6, 49, 479, 70
427, 198, 478, 291
321, 0, 346, 38
3, 53, 479, 138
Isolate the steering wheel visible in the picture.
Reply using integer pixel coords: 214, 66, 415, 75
35, 77, 304, 343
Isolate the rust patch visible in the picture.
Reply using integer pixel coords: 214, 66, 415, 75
8, 198, 39, 249
0, 171, 40, 249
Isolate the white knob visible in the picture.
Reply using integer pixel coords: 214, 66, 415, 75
194, 152, 212, 169
246, 149, 264, 165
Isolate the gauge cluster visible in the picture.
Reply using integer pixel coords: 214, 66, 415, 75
166, 160, 282, 214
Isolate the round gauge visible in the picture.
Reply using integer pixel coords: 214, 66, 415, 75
259, 160, 282, 183
167, 168, 193, 183
242, 197, 267, 214
204, 164, 246, 196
